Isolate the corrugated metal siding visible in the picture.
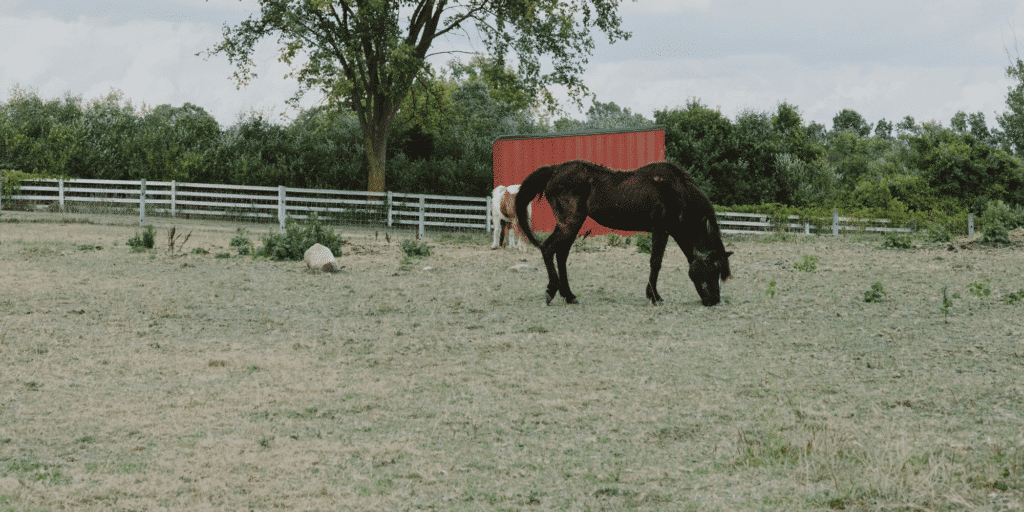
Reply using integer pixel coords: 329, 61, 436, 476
492, 128, 666, 236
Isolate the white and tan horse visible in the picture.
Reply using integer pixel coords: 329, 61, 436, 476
491, 184, 531, 250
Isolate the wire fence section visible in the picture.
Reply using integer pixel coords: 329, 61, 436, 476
718, 211, 912, 236
2, 177, 975, 237
3, 178, 491, 236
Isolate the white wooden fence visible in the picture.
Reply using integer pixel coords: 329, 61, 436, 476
1, 176, 972, 236
2, 178, 490, 237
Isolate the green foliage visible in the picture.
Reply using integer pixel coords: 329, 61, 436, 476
832, 108, 872, 137
634, 232, 653, 254
793, 255, 818, 272
1003, 289, 1024, 305
978, 200, 1024, 243
229, 228, 255, 256
400, 239, 432, 258
940, 285, 954, 321
765, 280, 777, 299
925, 222, 952, 243
604, 233, 624, 247
127, 225, 156, 251
2, 169, 45, 206
967, 281, 992, 299
881, 232, 912, 249
255, 213, 345, 262
863, 282, 887, 303
981, 221, 1011, 245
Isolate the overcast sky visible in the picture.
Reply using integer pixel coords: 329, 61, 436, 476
2, 0, 1024, 131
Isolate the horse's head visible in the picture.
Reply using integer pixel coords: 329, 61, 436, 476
688, 249, 733, 307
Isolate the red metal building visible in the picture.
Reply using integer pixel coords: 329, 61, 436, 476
492, 127, 666, 236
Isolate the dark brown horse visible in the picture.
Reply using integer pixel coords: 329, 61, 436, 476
514, 160, 732, 307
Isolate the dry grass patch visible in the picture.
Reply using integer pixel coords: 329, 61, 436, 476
0, 216, 1022, 510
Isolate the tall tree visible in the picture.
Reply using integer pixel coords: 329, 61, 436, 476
831, 108, 872, 138
206, 0, 631, 193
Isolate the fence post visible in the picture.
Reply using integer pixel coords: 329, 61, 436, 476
139, 178, 146, 226
170, 181, 176, 218
832, 209, 839, 236
58, 177, 65, 212
387, 191, 394, 227
968, 212, 974, 236
278, 186, 287, 233
418, 195, 426, 238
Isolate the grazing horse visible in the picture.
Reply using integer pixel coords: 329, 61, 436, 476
514, 160, 732, 307
491, 184, 531, 250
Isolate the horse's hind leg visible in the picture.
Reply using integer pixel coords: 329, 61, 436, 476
645, 231, 669, 305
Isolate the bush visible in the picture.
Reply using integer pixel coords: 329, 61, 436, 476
881, 232, 912, 249
981, 221, 1011, 246
400, 239, 432, 258
979, 199, 1024, 231
255, 213, 345, 261
925, 222, 952, 243
127, 225, 156, 251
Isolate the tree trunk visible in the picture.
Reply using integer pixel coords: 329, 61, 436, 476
366, 138, 387, 194
364, 118, 390, 193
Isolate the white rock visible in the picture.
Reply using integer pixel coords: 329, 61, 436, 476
304, 243, 338, 272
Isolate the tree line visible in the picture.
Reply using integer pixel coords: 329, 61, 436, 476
4, 54, 1024, 220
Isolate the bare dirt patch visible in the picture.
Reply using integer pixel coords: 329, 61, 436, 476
1, 216, 1022, 510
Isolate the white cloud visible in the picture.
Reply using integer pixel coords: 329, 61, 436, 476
0, 11, 313, 126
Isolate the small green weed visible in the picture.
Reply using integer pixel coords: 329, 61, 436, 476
967, 281, 992, 299
400, 239, 432, 258
863, 281, 887, 303
230, 228, 254, 255
765, 280, 777, 299
191, 247, 209, 255
940, 285, 953, 322
605, 233, 624, 247
127, 225, 156, 251
881, 232, 912, 249
634, 232, 652, 254
215, 252, 232, 259
794, 255, 818, 272
1003, 289, 1024, 305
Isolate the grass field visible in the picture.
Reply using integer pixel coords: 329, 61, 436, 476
1, 213, 1022, 511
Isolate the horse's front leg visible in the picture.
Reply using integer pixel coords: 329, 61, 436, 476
491, 219, 503, 249
540, 238, 562, 305
645, 231, 669, 305
554, 239, 580, 304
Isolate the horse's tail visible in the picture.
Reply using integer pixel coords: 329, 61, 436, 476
514, 164, 555, 248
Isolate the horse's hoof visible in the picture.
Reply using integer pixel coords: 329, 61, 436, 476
566, 297, 581, 305
545, 292, 555, 306
650, 299, 664, 306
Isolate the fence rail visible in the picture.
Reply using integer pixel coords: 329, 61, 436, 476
3, 178, 492, 237
2, 177, 974, 236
